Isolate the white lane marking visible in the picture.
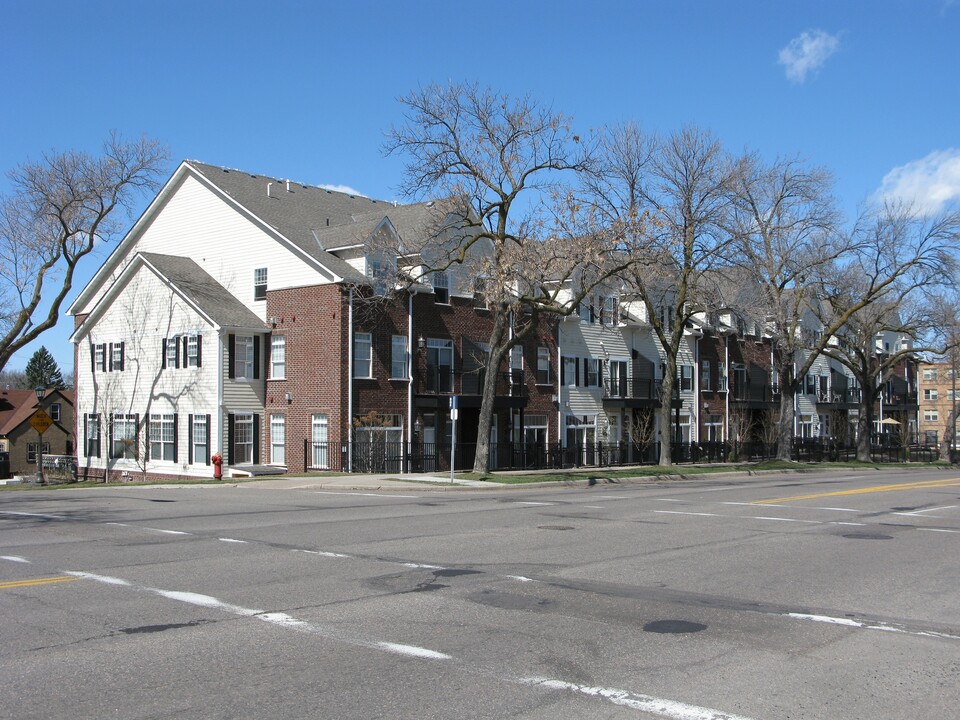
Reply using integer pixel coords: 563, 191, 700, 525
919, 528, 960, 534
514, 501, 554, 506
584, 505, 606, 509
752, 516, 821, 524
64, 571, 132, 587
1, 556, 30, 563
1, 511, 70, 520
593, 495, 629, 500
894, 505, 957, 517
219, 538, 248, 544
786, 613, 960, 641
292, 549, 352, 558
829, 522, 866, 526
378, 642, 451, 660
149, 528, 192, 536
521, 677, 758, 720
155, 589, 262, 616
314, 491, 418, 498
654, 510, 720, 517
402, 562, 446, 570
721, 502, 859, 513
507, 575, 535, 583
258, 612, 310, 629
106, 522, 131, 527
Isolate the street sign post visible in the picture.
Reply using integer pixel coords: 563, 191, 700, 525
30, 409, 53, 485
449, 396, 459, 484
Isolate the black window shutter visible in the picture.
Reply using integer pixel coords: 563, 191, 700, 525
253, 336, 261, 379
162, 338, 167, 369
172, 413, 179, 462
204, 415, 211, 465
175, 336, 181, 369
90, 344, 96, 373
583, 358, 588, 386
95, 414, 101, 458
227, 413, 235, 464
560, 358, 565, 386
118, 342, 125, 371
182, 337, 188, 369
144, 416, 150, 460
187, 413, 194, 464
108, 343, 114, 372
228, 335, 236, 378
252, 413, 260, 464
134, 414, 140, 458
83, 414, 88, 456
197, 335, 203, 368
575, 359, 580, 386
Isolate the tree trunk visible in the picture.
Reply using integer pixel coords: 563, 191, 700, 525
472, 311, 508, 474
856, 381, 878, 463
939, 407, 956, 462
777, 386, 795, 461
657, 359, 677, 466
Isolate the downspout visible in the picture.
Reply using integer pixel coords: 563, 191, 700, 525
557, 322, 563, 448
694, 333, 701, 442
218, 329, 225, 459
348, 287, 354, 472
407, 291, 414, 474
724, 332, 730, 442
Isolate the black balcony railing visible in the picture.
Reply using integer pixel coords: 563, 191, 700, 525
602, 377, 661, 400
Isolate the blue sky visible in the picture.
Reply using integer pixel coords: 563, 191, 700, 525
2, 0, 958, 373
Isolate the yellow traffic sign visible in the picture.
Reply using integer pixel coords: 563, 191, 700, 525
30, 409, 54, 435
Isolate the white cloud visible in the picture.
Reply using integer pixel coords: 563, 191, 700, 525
778, 30, 840, 83
318, 183, 367, 197
873, 149, 960, 215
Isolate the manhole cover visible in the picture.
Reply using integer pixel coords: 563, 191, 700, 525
842, 532, 894, 540
643, 620, 707, 634
537, 525, 575, 531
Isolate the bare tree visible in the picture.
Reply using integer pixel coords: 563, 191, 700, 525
727, 154, 846, 461
0, 133, 168, 374
385, 84, 638, 473
596, 124, 737, 465
819, 204, 959, 461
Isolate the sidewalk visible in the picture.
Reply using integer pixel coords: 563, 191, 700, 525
239, 472, 500, 492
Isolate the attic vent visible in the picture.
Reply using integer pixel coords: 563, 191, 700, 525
286, 180, 292, 193
267, 182, 273, 198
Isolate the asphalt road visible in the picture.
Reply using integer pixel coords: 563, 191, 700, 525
2, 468, 959, 719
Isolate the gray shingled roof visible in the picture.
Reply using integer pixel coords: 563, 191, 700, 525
139, 252, 266, 330
188, 161, 416, 282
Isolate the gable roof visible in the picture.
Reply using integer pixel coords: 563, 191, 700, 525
71, 252, 266, 342
69, 160, 448, 317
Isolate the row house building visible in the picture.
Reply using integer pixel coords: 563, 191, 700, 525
68, 161, 919, 481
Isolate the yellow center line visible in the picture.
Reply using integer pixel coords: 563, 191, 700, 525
0, 575, 79, 590
752, 478, 960, 505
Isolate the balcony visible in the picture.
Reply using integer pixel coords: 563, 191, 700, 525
731, 382, 779, 405
601, 376, 662, 407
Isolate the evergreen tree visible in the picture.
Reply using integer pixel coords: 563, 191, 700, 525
25, 346, 65, 390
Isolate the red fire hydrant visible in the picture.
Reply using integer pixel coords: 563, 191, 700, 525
212, 453, 223, 480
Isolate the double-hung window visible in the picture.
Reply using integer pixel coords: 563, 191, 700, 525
354, 332, 372, 378
679, 365, 694, 391
149, 414, 176, 462
271, 336, 286, 379
111, 414, 138, 460
391, 335, 408, 379
536, 347, 551, 384
433, 271, 449, 304
701, 360, 711, 391
254, 268, 267, 301
234, 336, 255, 379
